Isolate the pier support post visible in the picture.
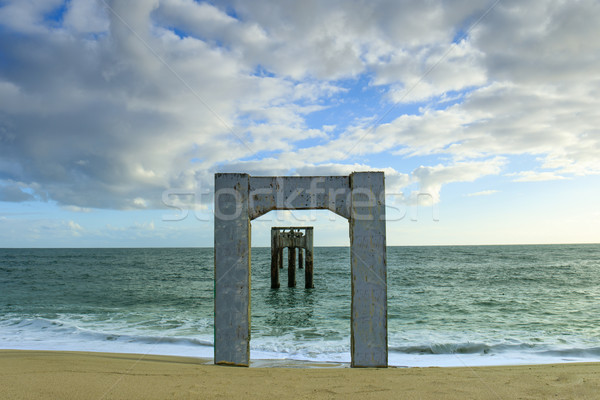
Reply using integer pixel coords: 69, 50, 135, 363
279, 247, 283, 269
288, 247, 296, 287
214, 173, 250, 367
349, 172, 387, 368
270, 228, 280, 289
305, 228, 314, 289
298, 248, 304, 269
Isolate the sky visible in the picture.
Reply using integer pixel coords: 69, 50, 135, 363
0, 0, 599, 248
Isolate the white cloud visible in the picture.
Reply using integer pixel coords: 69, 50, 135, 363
0, 0, 64, 34
409, 157, 506, 204
64, 0, 110, 34
465, 190, 499, 197
62, 205, 92, 213
379, 39, 487, 103
133, 197, 148, 208
107, 220, 155, 232
509, 171, 568, 182
0, 0, 598, 214
67, 220, 84, 236
471, 0, 600, 85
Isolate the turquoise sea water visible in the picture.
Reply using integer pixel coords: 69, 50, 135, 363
1, 245, 599, 367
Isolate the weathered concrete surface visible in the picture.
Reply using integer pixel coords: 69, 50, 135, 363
214, 173, 387, 368
249, 176, 350, 219
214, 173, 251, 367
349, 172, 387, 368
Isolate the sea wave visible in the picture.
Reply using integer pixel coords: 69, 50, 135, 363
0, 316, 215, 359
389, 340, 600, 358
3, 316, 600, 367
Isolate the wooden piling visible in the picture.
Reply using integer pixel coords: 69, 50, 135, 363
288, 247, 296, 287
279, 246, 283, 269
270, 227, 314, 289
305, 228, 314, 289
270, 229, 280, 289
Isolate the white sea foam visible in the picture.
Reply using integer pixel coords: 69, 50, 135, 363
3, 316, 600, 367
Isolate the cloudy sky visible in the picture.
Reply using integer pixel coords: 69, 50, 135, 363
1, 0, 599, 247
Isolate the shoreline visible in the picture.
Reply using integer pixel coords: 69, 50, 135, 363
2, 350, 599, 399
3, 344, 600, 368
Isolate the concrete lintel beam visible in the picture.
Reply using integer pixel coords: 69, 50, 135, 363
249, 176, 350, 219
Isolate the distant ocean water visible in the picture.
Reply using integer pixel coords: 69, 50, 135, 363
1, 245, 600, 367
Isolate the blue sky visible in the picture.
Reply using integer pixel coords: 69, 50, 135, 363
0, 0, 599, 247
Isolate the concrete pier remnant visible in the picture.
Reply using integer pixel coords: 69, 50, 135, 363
270, 227, 314, 289
214, 172, 387, 368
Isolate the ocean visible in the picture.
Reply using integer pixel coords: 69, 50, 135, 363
1, 245, 600, 367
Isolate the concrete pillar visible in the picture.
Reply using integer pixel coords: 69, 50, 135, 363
305, 228, 314, 289
214, 173, 251, 366
288, 247, 296, 287
298, 248, 304, 269
270, 228, 280, 289
349, 172, 387, 368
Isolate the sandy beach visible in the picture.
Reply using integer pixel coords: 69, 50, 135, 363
1, 350, 598, 399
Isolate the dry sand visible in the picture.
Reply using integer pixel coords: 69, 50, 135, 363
1, 350, 599, 399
